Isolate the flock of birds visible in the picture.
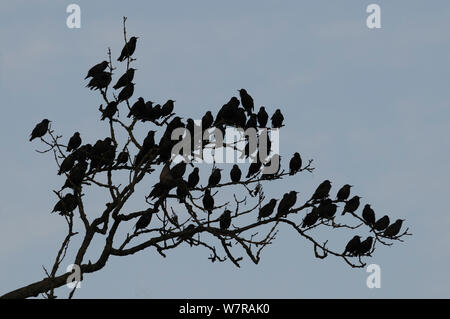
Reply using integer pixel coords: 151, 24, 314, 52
29, 34, 404, 257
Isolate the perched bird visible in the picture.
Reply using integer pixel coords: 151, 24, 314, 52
239, 89, 254, 115
134, 208, 154, 232
311, 180, 332, 201
29, 119, 50, 141
58, 154, 75, 175
383, 219, 404, 237
373, 215, 390, 232
176, 181, 189, 203
357, 237, 373, 256
113, 68, 136, 90
230, 164, 242, 183
178, 224, 196, 241
244, 113, 258, 131
101, 101, 118, 120
159, 163, 176, 187
317, 199, 338, 219
362, 204, 376, 225
171, 161, 187, 179
86, 71, 111, 90
341, 195, 361, 215
219, 209, 232, 230
187, 167, 200, 189
246, 155, 262, 178
233, 107, 247, 128
67, 132, 82, 152
258, 199, 277, 220
160, 99, 175, 117
289, 152, 302, 175
116, 151, 129, 165
336, 184, 352, 201
85, 61, 108, 79
257, 106, 269, 127
117, 36, 138, 62
117, 82, 134, 102
52, 193, 78, 215
62, 161, 88, 190
208, 168, 222, 187
343, 235, 361, 256
271, 109, 284, 128
203, 189, 214, 216
302, 207, 320, 228
277, 191, 298, 217
128, 97, 146, 118
201, 111, 214, 130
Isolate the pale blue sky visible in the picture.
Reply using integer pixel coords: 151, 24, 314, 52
1, 1, 450, 298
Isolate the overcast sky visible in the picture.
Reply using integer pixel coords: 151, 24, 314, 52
1, 1, 450, 298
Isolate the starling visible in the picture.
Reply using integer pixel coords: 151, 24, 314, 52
167, 116, 184, 132
116, 151, 129, 165
373, 215, 390, 231
117, 82, 134, 102
178, 224, 196, 241
336, 184, 352, 201
271, 109, 284, 128
357, 237, 373, 256
258, 199, 277, 220
277, 191, 298, 217
219, 209, 232, 230
239, 89, 254, 115
246, 156, 262, 178
176, 181, 189, 203
187, 167, 200, 188
230, 164, 242, 183
302, 207, 320, 228
233, 107, 247, 128
208, 168, 222, 187
160, 163, 176, 186
134, 209, 154, 232
344, 235, 361, 256
317, 199, 338, 219
311, 180, 332, 201
342, 196, 361, 215
67, 132, 82, 152
362, 204, 376, 225
85, 61, 108, 79
128, 97, 146, 118
52, 193, 78, 215
101, 101, 118, 120
113, 68, 136, 90
289, 152, 302, 175
58, 154, 75, 175
257, 106, 269, 127
142, 130, 156, 150
117, 36, 138, 62
383, 219, 404, 237
244, 114, 258, 131
149, 182, 170, 199
202, 111, 214, 130
62, 161, 88, 190
86, 71, 112, 90
203, 189, 214, 215
160, 99, 175, 117
29, 119, 50, 141
72, 144, 92, 162
171, 161, 187, 179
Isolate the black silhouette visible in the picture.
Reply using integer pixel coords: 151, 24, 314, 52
258, 199, 277, 220
113, 68, 136, 90
117, 36, 138, 62
66, 132, 82, 152
342, 195, 361, 215
336, 184, 352, 201
29, 119, 50, 141
257, 106, 268, 127
373, 215, 390, 232
383, 219, 404, 237
219, 209, 232, 230
85, 61, 108, 79
230, 164, 242, 183
289, 152, 302, 175
271, 109, 284, 128
362, 204, 375, 225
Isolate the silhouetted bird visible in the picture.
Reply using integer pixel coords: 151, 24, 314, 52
344, 235, 361, 256
128, 97, 146, 118
208, 168, 222, 187
257, 106, 269, 127
101, 101, 118, 120
134, 208, 154, 232
311, 180, 332, 201
239, 89, 254, 115
149, 182, 169, 199
86, 71, 111, 90
373, 215, 390, 231
113, 68, 136, 90
317, 199, 338, 219
160, 99, 175, 117
336, 184, 352, 201
72, 144, 92, 162
219, 209, 232, 230
85, 61, 108, 79
277, 191, 298, 217
58, 154, 75, 175
362, 204, 376, 225
342, 195, 361, 215
116, 151, 129, 165
117, 36, 138, 62
52, 193, 78, 215
230, 164, 242, 183
202, 111, 214, 130
29, 119, 50, 141
357, 237, 373, 256
289, 152, 302, 175
176, 181, 189, 203
203, 189, 214, 217
178, 224, 196, 241
302, 207, 320, 228
271, 109, 284, 128
187, 167, 200, 189
67, 132, 81, 152
167, 116, 184, 132
160, 163, 176, 186
233, 107, 247, 128
383, 219, 404, 237
258, 199, 277, 220
62, 161, 88, 190
245, 114, 258, 130
171, 162, 187, 180
117, 82, 134, 102
246, 155, 262, 178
